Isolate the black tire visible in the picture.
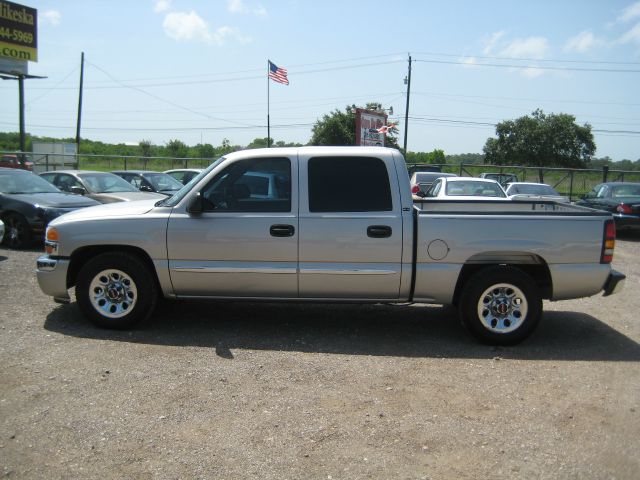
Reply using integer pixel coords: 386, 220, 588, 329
2, 213, 33, 249
459, 266, 542, 345
76, 252, 158, 329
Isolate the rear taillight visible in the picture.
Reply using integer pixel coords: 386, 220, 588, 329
616, 203, 632, 215
411, 184, 420, 195
601, 220, 616, 264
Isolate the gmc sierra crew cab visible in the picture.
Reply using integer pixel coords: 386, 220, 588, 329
36, 147, 625, 345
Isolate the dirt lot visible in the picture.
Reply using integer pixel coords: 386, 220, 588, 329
1, 236, 639, 480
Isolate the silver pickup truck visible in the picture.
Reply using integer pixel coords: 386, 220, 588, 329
36, 147, 625, 345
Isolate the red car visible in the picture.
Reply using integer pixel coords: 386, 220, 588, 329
0, 154, 34, 171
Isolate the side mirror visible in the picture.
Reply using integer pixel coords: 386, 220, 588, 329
187, 192, 204, 214
70, 186, 86, 195
140, 185, 153, 192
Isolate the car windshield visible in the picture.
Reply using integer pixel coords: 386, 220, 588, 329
78, 172, 139, 193
509, 184, 559, 196
143, 172, 184, 191
414, 172, 450, 183
446, 181, 506, 197
0, 172, 61, 194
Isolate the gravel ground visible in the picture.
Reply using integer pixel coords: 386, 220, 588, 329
1, 236, 639, 480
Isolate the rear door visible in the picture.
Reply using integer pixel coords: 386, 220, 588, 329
298, 153, 404, 300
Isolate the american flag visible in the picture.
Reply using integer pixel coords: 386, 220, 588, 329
377, 123, 397, 134
268, 61, 289, 85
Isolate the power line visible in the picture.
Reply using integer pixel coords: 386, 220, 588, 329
85, 60, 259, 128
414, 58, 640, 73
413, 50, 640, 66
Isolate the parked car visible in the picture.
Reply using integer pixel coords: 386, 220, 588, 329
111, 170, 184, 196
421, 177, 508, 200
575, 182, 640, 232
164, 168, 203, 185
0, 168, 99, 249
0, 153, 34, 171
0, 219, 4, 243
479, 172, 519, 186
505, 182, 570, 203
40, 170, 165, 203
410, 171, 457, 197
407, 164, 442, 177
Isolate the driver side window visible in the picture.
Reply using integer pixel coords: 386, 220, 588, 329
200, 157, 291, 212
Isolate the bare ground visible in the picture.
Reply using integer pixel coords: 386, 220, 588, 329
0, 236, 639, 479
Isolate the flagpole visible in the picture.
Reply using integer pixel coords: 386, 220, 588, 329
267, 60, 271, 148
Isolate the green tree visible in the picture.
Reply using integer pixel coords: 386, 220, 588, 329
483, 109, 595, 168
309, 103, 399, 149
139, 140, 153, 158
405, 149, 446, 164
166, 139, 188, 158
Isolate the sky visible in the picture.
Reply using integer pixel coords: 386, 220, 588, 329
1, 0, 640, 161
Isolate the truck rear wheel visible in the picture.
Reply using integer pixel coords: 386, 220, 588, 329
459, 266, 542, 345
76, 252, 158, 329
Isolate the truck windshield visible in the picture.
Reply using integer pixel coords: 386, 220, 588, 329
156, 157, 224, 207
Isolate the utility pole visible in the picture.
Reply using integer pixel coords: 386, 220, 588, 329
403, 54, 412, 154
75, 52, 85, 152
18, 75, 25, 153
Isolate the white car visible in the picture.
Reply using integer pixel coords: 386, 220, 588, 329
505, 182, 570, 203
410, 171, 457, 197
163, 168, 203, 185
421, 177, 508, 200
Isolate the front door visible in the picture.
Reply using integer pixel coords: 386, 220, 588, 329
166, 155, 298, 298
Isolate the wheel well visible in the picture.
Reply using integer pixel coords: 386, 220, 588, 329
67, 245, 160, 291
452, 260, 552, 306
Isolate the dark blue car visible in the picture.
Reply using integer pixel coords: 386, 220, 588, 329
575, 182, 640, 233
0, 168, 99, 249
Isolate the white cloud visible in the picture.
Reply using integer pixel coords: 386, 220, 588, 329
162, 11, 251, 45
618, 2, 640, 22
564, 30, 602, 53
618, 22, 640, 44
41, 10, 61, 26
499, 37, 549, 59
520, 67, 545, 79
227, 0, 267, 16
482, 31, 506, 55
154, 0, 171, 13
163, 11, 213, 43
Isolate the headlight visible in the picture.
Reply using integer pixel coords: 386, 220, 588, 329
44, 227, 59, 255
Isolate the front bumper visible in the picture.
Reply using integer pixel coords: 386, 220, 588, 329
603, 270, 626, 297
36, 255, 71, 303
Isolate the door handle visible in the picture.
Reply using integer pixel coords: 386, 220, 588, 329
367, 225, 392, 238
270, 224, 295, 237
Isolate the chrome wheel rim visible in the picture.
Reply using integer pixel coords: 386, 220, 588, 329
5, 216, 25, 247
477, 283, 528, 334
88, 269, 137, 318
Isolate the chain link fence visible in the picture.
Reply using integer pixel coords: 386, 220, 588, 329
408, 163, 640, 201
3, 151, 640, 203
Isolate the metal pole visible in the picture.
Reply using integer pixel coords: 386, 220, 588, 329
267, 60, 271, 147
403, 55, 412, 154
76, 52, 85, 151
18, 75, 25, 153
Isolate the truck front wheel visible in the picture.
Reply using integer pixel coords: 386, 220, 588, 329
76, 252, 158, 329
459, 266, 542, 345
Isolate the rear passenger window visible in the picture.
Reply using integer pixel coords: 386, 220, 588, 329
308, 156, 392, 212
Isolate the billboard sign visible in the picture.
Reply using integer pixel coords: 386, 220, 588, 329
0, 0, 37, 62
355, 108, 387, 147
